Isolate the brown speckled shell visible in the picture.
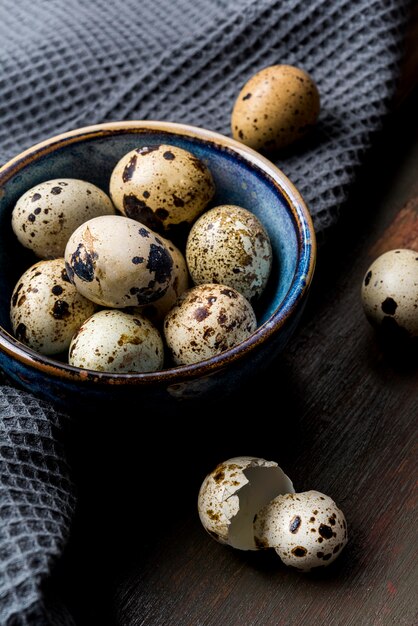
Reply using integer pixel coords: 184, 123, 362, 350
11, 178, 115, 259
64, 215, 174, 308
133, 237, 189, 324
198, 456, 282, 546
164, 283, 257, 365
186, 204, 272, 301
254, 491, 347, 571
361, 248, 418, 337
69, 309, 164, 373
231, 65, 320, 153
10, 258, 96, 355
109, 144, 215, 233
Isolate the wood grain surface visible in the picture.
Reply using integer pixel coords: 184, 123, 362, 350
53, 15, 418, 626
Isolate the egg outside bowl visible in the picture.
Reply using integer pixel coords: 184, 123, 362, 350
0, 121, 315, 411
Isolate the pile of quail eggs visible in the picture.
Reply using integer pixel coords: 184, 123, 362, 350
9, 62, 325, 374
10, 144, 273, 373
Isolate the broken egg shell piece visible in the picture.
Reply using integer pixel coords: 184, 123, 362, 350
198, 456, 294, 550
253, 491, 348, 571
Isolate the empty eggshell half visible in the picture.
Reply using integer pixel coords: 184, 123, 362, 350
198, 456, 294, 550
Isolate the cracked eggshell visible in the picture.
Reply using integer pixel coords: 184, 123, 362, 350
10, 258, 96, 355
186, 205, 272, 302
254, 491, 347, 571
133, 237, 189, 324
163, 283, 257, 365
109, 144, 215, 233
69, 309, 164, 373
231, 65, 320, 153
198, 456, 294, 550
64, 215, 174, 308
361, 248, 418, 337
11, 178, 115, 259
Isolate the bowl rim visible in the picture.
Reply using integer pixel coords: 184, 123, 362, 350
0, 120, 316, 385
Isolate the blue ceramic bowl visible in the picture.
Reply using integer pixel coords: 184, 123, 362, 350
0, 121, 315, 410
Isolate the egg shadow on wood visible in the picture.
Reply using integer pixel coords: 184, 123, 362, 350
376, 331, 418, 374
361, 324, 418, 376
236, 526, 352, 582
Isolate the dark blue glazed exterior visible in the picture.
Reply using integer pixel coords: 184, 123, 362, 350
0, 122, 315, 410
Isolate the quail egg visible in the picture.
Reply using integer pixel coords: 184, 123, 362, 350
10, 258, 96, 355
69, 309, 164, 373
231, 64, 320, 153
11, 178, 115, 259
198, 456, 294, 549
361, 248, 418, 337
186, 204, 272, 301
134, 237, 189, 324
163, 283, 257, 365
254, 491, 348, 571
109, 144, 215, 233
64, 215, 174, 308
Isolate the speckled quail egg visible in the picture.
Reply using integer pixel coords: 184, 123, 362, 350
198, 457, 294, 549
11, 178, 115, 259
186, 205, 272, 301
68, 309, 164, 373
231, 65, 320, 153
361, 248, 418, 337
133, 237, 189, 324
254, 491, 347, 571
10, 258, 96, 355
163, 283, 257, 365
109, 144, 215, 233
64, 215, 174, 308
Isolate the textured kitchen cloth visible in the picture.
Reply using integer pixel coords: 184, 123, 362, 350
0, 0, 409, 623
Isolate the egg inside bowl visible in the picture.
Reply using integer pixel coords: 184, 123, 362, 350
0, 121, 315, 410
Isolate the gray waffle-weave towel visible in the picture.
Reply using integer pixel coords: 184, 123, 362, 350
0, 0, 409, 623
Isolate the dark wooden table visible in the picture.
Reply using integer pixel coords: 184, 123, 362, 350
55, 12, 418, 626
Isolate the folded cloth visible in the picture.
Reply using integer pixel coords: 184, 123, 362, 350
0, 0, 409, 623
0, 384, 75, 625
